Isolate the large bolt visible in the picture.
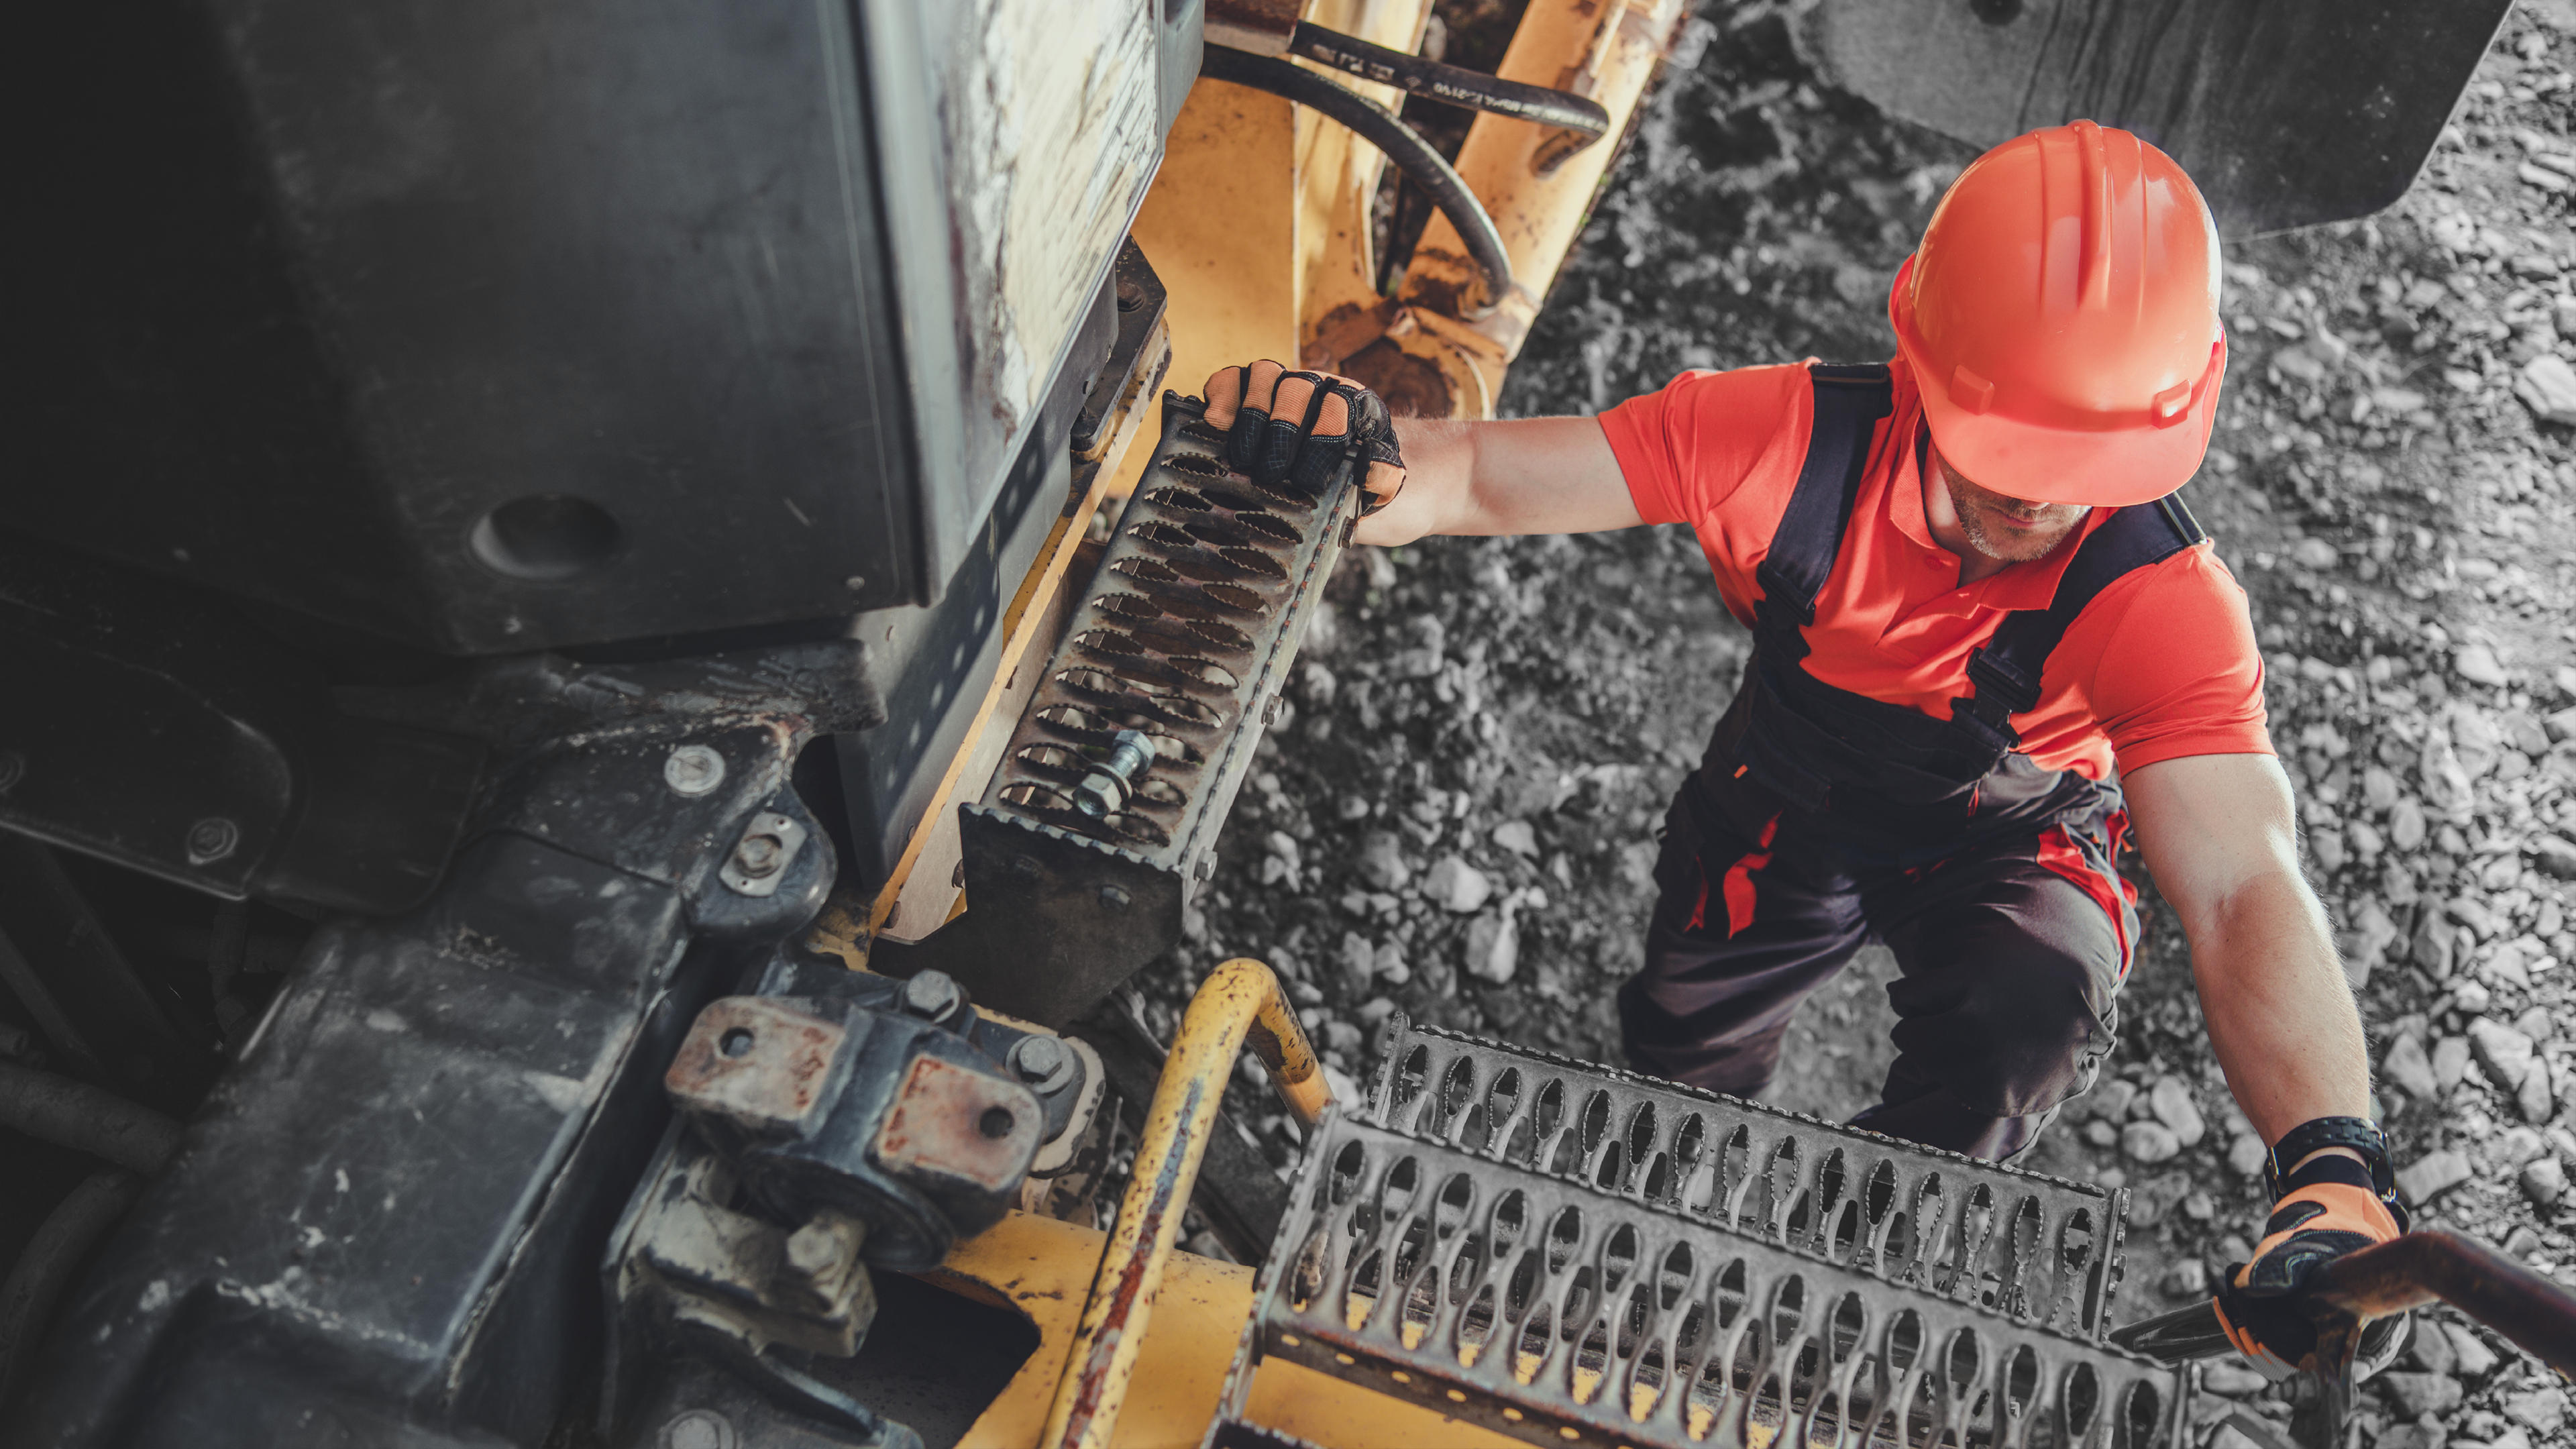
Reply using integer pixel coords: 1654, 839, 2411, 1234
663, 745, 726, 798
899, 970, 965, 1024
657, 1409, 739, 1449
730, 831, 785, 879
1073, 729, 1156, 818
185, 818, 239, 866
1008, 1034, 1079, 1093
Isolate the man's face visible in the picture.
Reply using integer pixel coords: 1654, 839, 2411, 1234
1934, 451, 2091, 565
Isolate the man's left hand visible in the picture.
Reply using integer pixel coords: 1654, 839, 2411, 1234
1202, 361, 1407, 514
2212, 1150, 2404, 1376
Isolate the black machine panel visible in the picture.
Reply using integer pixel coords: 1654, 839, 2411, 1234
9, 0, 1201, 657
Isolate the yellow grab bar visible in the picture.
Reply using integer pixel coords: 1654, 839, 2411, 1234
1042, 958, 1331, 1449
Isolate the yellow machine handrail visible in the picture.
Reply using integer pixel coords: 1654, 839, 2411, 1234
1042, 959, 1331, 1449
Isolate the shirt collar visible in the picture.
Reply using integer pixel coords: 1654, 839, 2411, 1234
1886, 364, 2112, 611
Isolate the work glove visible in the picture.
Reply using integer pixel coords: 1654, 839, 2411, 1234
1201, 361, 1406, 515
2213, 1130, 2408, 1378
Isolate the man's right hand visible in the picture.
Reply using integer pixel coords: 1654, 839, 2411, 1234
1201, 361, 1407, 515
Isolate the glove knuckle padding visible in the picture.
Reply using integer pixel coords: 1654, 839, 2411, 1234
2212, 1167, 2402, 1373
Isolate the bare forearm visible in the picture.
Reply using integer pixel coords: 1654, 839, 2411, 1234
1355, 415, 1638, 545
2183, 867, 2373, 1144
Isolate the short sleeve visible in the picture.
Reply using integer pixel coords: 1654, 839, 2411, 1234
1597, 364, 1813, 528
2079, 546, 2273, 773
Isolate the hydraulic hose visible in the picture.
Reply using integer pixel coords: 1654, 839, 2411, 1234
1201, 44, 1515, 317
1287, 22, 1611, 144
0, 1061, 182, 1176
0, 1171, 141, 1415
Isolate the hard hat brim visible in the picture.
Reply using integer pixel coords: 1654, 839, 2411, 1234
1889, 257, 2228, 508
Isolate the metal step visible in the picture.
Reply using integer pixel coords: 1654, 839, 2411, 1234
880, 395, 1358, 1026
1360, 1018, 2131, 1343
1203, 1023, 2189, 1449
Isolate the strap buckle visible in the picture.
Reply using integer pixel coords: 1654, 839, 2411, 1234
1964, 644, 2041, 718
2263, 1115, 2411, 1232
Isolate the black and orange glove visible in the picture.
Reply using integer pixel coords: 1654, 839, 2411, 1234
1202, 361, 1406, 515
2213, 1118, 2409, 1378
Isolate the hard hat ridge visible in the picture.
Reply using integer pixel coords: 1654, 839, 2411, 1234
1890, 120, 2227, 507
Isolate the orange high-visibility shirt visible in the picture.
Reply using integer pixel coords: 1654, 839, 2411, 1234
1599, 358, 2271, 781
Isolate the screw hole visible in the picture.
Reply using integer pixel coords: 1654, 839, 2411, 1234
720, 1028, 755, 1059
979, 1106, 1016, 1139
468, 495, 623, 581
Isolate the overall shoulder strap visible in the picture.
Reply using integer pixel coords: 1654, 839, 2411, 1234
1752, 364, 1893, 650
1959, 492, 2210, 737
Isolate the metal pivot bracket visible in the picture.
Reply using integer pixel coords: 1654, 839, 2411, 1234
877, 397, 1360, 1026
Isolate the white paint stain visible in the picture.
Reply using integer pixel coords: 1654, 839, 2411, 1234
364, 1009, 406, 1032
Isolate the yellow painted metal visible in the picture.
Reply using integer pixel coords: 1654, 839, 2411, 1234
1399, 0, 1688, 406
1040, 959, 1327, 1449
1294, 1, 1434, 364
938, 1212, 1523, 1449
1119, 78, 1303, 502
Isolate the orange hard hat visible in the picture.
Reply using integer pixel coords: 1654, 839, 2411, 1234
1889, 119, 2227, 507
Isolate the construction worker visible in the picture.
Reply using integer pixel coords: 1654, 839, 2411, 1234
1201, 122, 2404, 1377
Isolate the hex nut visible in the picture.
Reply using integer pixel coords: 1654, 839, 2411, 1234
185, 818, 239, 866
1073, 769, 1126, 818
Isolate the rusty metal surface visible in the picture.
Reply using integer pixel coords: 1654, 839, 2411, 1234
625, 1144, 880, 1360
2313, 1229, 2576, 1376
1204, 0, 1305, 56
1045, 959, 1332, 1449
665, 998, 851, 1140
1220, 1113, 2188, 1449
874, 1054, 1046, 1196
1363, 1019, 2132, 1344
891, 398, 1358, 1026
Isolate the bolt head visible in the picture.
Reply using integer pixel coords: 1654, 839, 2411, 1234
900, 970, 964, 1022
657, 1409, 739, 1449
1010, 1034, 1068, 1084
663, 745, 726, 798
185, 817, 239, 866
731, 832, 785, 878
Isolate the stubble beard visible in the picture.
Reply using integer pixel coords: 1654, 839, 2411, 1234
1953, 501, 2080, 564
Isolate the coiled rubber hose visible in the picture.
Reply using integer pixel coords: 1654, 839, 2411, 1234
1201, 44, 1515, 317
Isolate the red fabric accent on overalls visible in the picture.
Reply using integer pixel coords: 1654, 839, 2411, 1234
2036, 816, 2135, 977
1688, 817, 1781, 939
2102, 808, 2141, 906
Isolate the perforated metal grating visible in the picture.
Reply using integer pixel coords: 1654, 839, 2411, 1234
1360, 1020, 2131, 1344
1210, 1114, 2187, 1449
1201, 1022, 2184, 1449
975, 396, 1354, 869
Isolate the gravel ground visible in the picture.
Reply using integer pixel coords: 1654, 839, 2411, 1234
1134, 5, 2576, 1442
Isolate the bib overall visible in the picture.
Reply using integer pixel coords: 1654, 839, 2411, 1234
1615, 364, 2208, 1161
